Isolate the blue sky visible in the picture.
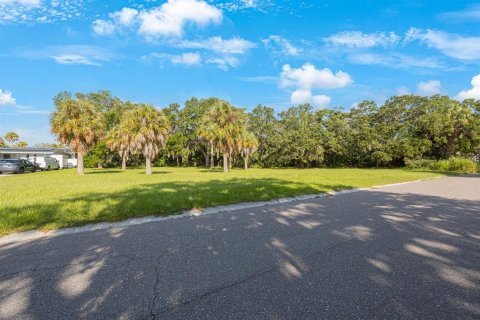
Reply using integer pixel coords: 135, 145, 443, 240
0, 0, 480, 144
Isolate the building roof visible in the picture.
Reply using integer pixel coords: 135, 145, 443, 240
0, 147, 74, 155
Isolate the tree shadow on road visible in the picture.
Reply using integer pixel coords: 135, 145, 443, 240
0, 179, 479, 318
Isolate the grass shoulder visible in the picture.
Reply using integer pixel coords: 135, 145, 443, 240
0, 167, 444, 236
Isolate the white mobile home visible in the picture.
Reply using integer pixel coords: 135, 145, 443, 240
0, 147, 77, 168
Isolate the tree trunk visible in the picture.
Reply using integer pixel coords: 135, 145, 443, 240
77, 152, 84, 175
121, 156, 127, 171
244, 153, 249, 170
205, 150, 210, 168
229, 154, 233, 170
146, 156, 152, 175
223, 153, 228, 173
210, 144, 215, 169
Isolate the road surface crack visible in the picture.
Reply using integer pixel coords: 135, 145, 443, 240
149, 251, 169, 320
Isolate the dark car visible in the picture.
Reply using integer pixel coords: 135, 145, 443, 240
0, 159, 37, 174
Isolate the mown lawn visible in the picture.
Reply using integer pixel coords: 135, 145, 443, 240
0, 167, 444, 236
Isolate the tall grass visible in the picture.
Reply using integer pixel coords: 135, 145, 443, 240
406, 157, 478, 173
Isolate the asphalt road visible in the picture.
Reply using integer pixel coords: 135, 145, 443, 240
1, 176, 479, 319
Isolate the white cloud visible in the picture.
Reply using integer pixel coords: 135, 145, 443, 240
141, 52, 202, 66
91, 3, 254, 68
0, 89, 16, 105
455, 74, 480, 101
111, 7, 138, 26
50, 54, 100, 66
349, 52, 443, 69
177, 36, 256, 54
206, 56, 239, 71
405, 28, 480, 60
217, 0, 273, 12
238, 75, 277, 83
94, 1, 222, 38
138, 0, 222, 37
0, 0, 84, 24
416, 80, 441, 96
92, 19, 115, 36
280, 63, 352, 90
0, 0, 40, 5
262, 35, 301, 56
291, 89, 330, 108
93, 7, 138, 35
94, 0, 223, 39
241, 0, 256, 8
143, 49, 243, 70
171, 52, 201, 65
323, 31, 400, 48
22, 45, 112, 66
174, 36, 255, 69
280, 63, 349, 109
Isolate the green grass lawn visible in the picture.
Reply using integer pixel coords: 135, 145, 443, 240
0, 167, 444, 236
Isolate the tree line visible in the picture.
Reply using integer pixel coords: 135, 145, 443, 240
49, 91, 480, 175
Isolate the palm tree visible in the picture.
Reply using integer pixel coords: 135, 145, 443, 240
4, 132, 19, 147
198, 100, 246, 173
197, 121, 216, 169
106, 114, 134, 171
238, 131, 259, 170
15, 141, 28, 148
106, 129, 130, 171
51, 92, 105, 175
128, 104, 170, 174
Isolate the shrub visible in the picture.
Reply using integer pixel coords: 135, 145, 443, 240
437, 158, 478, 173
406, 157, 478, 173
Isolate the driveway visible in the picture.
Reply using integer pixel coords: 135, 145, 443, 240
0, 176, 479, 319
